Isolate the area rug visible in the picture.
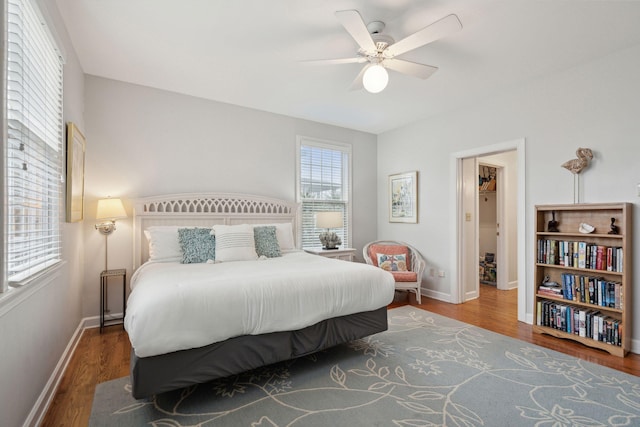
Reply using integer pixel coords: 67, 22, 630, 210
89, 306, 640, 426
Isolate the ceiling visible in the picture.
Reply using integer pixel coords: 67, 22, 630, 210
55, 0, 640, 135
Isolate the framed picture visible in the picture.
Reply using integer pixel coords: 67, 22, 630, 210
66, 123, 86, 222
389, 171, 418, 223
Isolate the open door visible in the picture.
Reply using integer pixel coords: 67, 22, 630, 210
478, 162, 504, 291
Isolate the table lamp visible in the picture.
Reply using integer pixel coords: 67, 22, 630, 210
316, 211, 343, 250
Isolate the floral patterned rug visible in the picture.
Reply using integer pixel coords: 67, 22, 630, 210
89, 306, 640, 426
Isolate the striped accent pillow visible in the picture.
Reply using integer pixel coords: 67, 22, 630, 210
211, 224, 258, 262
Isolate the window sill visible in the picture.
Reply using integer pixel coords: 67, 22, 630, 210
0, 261, 65, 319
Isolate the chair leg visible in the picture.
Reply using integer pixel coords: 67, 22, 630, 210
415, 287, 421, 304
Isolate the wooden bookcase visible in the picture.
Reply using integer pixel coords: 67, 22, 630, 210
533, 203, 632, 357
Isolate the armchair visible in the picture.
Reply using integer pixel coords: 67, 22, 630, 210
363, 240, 426, 304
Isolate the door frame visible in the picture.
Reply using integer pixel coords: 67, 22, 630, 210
449, 138, 527, 322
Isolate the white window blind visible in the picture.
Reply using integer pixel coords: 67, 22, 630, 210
4, 0, 64, 289
296, 137, 351, 249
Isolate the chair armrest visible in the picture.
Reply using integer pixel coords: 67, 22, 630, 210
410, 251, 426, 278
362, 245, 374, 265
414, 258, 426, 277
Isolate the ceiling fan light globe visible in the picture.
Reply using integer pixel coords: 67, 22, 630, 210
363, 65, 388, 93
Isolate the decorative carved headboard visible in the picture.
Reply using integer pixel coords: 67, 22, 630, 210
133, 193, 300, 270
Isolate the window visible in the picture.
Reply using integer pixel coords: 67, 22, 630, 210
3, 0, 64, 290
296, 136, 351, 249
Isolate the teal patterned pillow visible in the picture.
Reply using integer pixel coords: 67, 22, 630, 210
254, 226, 281, 258
178, 228, 215, 263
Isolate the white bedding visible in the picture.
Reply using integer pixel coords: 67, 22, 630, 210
125, 251, 395, 358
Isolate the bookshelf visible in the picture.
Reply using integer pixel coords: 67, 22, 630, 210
533, 203, 632, 357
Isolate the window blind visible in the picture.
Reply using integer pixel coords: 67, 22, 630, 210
4, 0, 63, 288
297, 139, 350, 249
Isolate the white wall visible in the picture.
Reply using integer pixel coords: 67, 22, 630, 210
377, 43, 640, 346
81, 76, 378, 318
0, 1, 85, 426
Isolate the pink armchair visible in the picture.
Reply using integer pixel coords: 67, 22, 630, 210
363, 240, 425, 304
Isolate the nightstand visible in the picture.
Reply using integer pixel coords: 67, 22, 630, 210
100, 268, 127, 332
304, 247, 357, 262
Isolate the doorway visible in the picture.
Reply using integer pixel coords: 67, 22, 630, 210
449, 138, 527, 323
478, 162, 500, 290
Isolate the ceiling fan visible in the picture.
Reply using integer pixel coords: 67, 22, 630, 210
309, 10, 462, 93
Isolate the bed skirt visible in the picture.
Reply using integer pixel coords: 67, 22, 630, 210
130, 306, 388, 399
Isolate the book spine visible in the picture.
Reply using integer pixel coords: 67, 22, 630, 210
578, 310, 586, 337
578, 241, 586, 269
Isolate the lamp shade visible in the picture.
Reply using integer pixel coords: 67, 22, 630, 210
316, 211, 343, 229
96, 198, 127, 220
362, 64, 389, 94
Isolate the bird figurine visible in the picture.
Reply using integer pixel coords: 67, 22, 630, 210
561, 148, 593, 174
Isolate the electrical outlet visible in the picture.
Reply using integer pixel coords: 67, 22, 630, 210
465, 212, 472, 221
438, 270, 445, 277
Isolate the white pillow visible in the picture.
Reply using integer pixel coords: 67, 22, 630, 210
211, 224, 258, 262
144, 226, 189, 263
257, 222, 296, 250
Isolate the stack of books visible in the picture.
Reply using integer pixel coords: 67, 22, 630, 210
538, 281, 562, 298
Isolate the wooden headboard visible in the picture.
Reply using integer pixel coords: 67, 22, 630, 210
133, 193, 300, 270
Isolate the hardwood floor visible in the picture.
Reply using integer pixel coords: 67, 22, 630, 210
40, 326, 131, 427
41, 285, 640, 426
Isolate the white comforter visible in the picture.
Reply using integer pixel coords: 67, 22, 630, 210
125, 251, 395, 358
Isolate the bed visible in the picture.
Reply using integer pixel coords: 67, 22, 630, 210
126, 193, 395, 399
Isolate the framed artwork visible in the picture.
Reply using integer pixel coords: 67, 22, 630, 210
389, 171, 418, 223
66, 122, 86, 222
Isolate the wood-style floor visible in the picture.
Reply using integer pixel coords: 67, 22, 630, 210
41, 285, 640, 426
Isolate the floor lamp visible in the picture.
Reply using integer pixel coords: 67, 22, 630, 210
95, 197, 127, 271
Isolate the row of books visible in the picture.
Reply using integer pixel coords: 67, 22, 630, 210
537, 300, 622, 347
537, 273, 624, 309
536, 239, 623, 272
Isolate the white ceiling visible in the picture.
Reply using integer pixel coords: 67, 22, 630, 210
55, 0, 640, 135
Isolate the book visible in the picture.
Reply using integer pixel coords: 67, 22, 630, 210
596, 246, 607, 271
587, 277, 595, 304
617, 247, 623, 273
608, 282, 613, 307
578, 310, 586, 337
578, 241, 586, 269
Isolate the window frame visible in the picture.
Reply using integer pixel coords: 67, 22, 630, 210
2, 0, 65, 293
295, 135, 352, 250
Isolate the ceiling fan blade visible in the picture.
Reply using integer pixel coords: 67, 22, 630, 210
384, 59, 438, 79
348, 64, 369, 91
386, 14, 462, 57
335, 10, 377, 53
303, 57, 367, 65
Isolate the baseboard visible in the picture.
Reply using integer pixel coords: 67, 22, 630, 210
84, 314, 101, 329
525, 313, 534, 325
497, 280, 518, 291
24, 318, 88, 427
421, 288, 453, 303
